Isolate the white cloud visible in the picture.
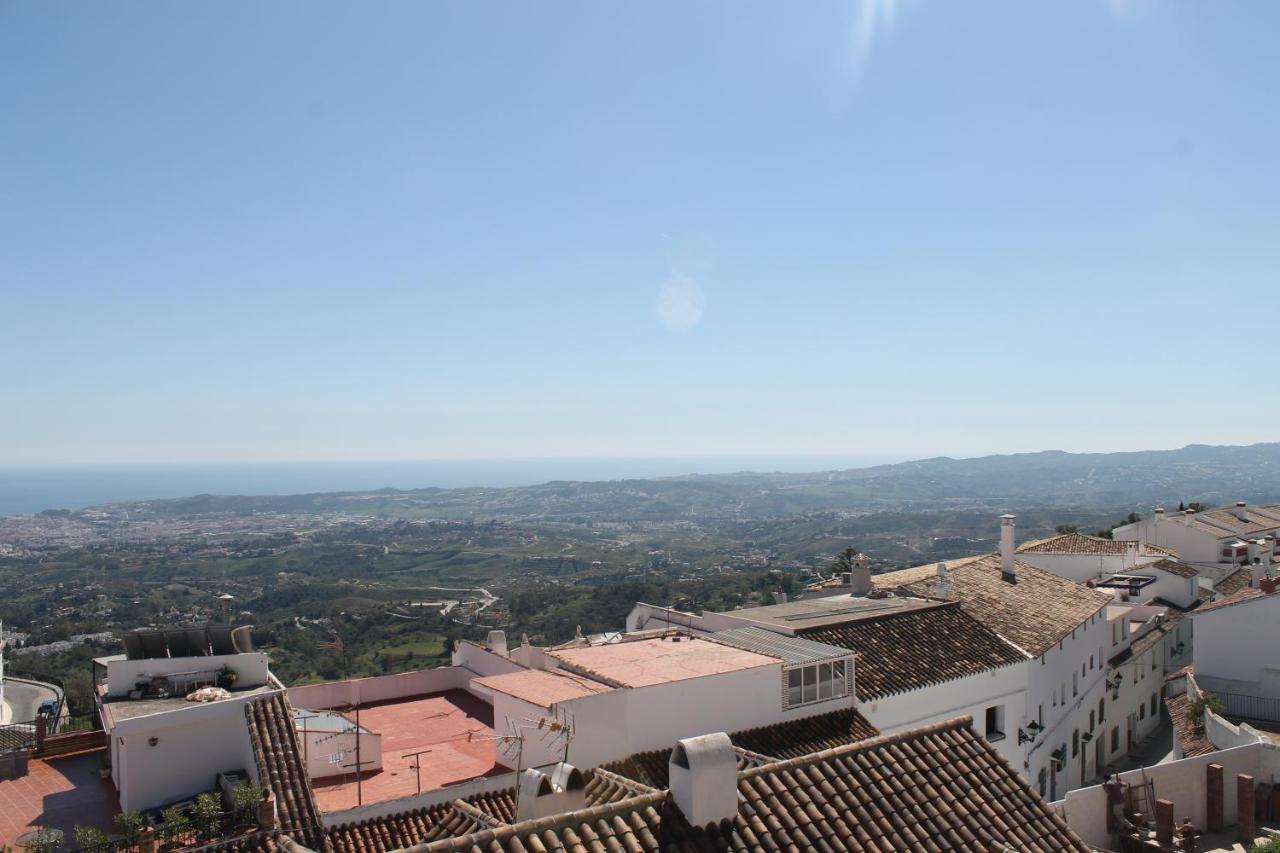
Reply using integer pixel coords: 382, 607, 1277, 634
850, 0, 902, 76
656, 274, 708, 332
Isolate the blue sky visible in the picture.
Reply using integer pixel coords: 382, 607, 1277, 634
2, 1, 1277, 465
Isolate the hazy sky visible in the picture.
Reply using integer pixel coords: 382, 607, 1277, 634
3, 2, 1277, 465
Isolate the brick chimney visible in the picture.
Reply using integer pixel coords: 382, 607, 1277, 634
669, 732, 738, 827
1000, 514, 1017, 583
1260, 575, 1280, 596
257, 790, 277, 831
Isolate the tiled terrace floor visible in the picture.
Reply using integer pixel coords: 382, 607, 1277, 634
0, 750, 119, 846
311, 690, 505, 813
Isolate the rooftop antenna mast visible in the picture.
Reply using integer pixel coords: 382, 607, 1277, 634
470, 708, 575, 812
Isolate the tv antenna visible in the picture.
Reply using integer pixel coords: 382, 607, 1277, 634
469, 707, 576, 811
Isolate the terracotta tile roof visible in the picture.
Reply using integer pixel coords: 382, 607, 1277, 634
879, 554, 1113, 657
1148, 558, 1199, 578
1166, 693, 1216, 758
1018, 533, 1133, 555
1195, 587, 1269, 615
326, 771, 650, 853
794, 601, 1028, 699
600, 707, 879, 789
1215, 568, 1254, 597
244, 693, 327, 851
1184, 505, 1280, 537
1143, 542, 1180, 557
416, 717, 1091, 853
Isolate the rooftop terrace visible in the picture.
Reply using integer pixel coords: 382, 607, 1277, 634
310, 690, 504, 814
0, 751, 118, 847
548, 636, 778, 688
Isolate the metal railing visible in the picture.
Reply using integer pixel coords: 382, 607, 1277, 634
1214, 691, 1280, 723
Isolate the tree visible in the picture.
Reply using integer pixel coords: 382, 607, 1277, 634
830, 547, 861, 575
1055, 524, 1078, 535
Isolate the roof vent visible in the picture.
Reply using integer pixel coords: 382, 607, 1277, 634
669, 732, 738, 827
516, 763, 586, 821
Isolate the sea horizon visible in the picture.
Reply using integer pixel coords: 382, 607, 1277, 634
0, 454, 910, 516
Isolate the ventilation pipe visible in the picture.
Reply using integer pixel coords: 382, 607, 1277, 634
1000, 514, 1017, 583
669, 732, 738, 827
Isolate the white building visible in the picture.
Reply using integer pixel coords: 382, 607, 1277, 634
94, 626, 287, 813
1190, 577, 1280, 718
1113, 502, 1280, 582
627, 573, 1033, 780
873, 515, 1120, 801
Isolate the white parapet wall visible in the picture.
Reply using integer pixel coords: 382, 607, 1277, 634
1051, 741, 1280, 849
288, 666, 471, 710
105, 652, 271, 697
320, 768, 520, 827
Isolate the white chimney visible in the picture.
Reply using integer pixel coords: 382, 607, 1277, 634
487, 630, 509, 658
849, 562, 872, 597
1234, 501, 1249, 521
776, 591, 788, 604
1154, 507, 1165, 519
1000, 514, 1017, 582
516, 764, 586, 821
669, 732, 738, 827
935, 562, 951, 600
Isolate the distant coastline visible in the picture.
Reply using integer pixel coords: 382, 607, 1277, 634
0, 455, 906, 516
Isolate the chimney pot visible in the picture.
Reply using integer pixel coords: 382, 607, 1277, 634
669, 732, 738, 827
1000, 514, 1017, 582
516, 764, 587, 821
849, 563, 872, 597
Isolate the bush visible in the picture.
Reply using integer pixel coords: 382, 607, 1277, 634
25, 828, 64, 853
72, 826, 109, 853
230, 780, 265, 825
194, 792, 224, 842
158, 806, 191, 848
1188, 693, 1225, 731
114, 811, 145, 847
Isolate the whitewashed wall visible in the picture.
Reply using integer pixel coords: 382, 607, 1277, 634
1194, 595, 1280, 692
1052, 742, 1278, 850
